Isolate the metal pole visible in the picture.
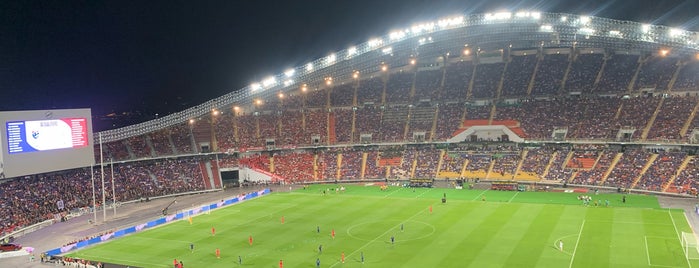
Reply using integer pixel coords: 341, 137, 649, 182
111, 158, 116, 217
100, 133, 106, 222
91, 166, 97, 224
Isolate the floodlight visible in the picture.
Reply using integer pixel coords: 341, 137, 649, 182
580, 16, 591, 24
368, 38, 383, 48
325, 77, 333, 85
561, 16, 567, 22
381, 65, 388, 72
306, 63, 313, 71
410, 59, 416, 65
262, 76, 277, 87
382, 47, 393, 54
283, 79, 294, 87
233, 106, 240, 111
189, 119, 195, 124
609, 30, 621, 37
670, 28, 684, 37
347, 46, 357, 56
540, 25, 553, 32
660, 49, 669, 56
301, 84, 308, 92
463, 49, 470, 55
390, 30, 406, 40
278, 92, 284, 99
353, 71, 359, 79
642, 24, 651, 33
327, 53, 336, 63
251, 83, 262, 91
284, 69, 295, 77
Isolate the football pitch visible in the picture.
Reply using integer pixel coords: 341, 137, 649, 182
66, 185, 698, 267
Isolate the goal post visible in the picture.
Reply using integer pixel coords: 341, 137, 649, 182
681, 231, 699, 261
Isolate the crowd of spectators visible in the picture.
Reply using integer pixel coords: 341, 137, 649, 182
595, 54, 638, 92
378, 106, 409, 142
385, 71, 414, 103
413, 69, 442, 100
364, 151, 385, 179
305, 88, 328, 108
565, 53, 604, 93
604, 149, 652, 188
471, 63, 503, 99
671, 156, 699, 194
441, 60, 472, 101
150, 129, 175, 156
330, 83, 355, 107
647, 96, 697, 140
333, 108, 354, 144
434, 103, 464, 140
635, 151, 685, 191
356, 77, 384, 105
127, 136, 152, 159
635, 56, 676, 91
571, 150, 616, 185
531, 53, 568, 95
501, 54, 537, 97
545, 148, 573, 182
673, 61, 699, 91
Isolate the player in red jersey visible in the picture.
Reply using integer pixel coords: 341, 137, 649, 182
331, 229, 335, 239
216, 248, 221, 259
211, 226, 216, 236
279, 259, 283, 268
249, 235, 253, 246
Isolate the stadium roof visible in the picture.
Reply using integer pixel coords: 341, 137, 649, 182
97, 12, 699, 143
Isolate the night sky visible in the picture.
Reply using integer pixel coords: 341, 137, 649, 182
1, 0, 698, 131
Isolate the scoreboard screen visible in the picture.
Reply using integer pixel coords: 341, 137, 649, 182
0, 109, 95, 179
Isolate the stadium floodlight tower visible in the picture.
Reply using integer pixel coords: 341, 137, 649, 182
96, 12, 699, 144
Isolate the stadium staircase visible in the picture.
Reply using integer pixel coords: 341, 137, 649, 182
485, 159, 496, 179
599, 153, 623, 185
513, 150, 527, 180
593, 54, 608, 88
208, 160, 222, 189
494, 57, 508, 100
336, 153, 344, 180
559, 52, 574, 94
630, 154, 659, 189
429, 107, 439, 141
525, 54, 542, 96
466, 63, 477, 100
640, 98, 665, 141
625, 55, 644, 93
662, 155, 693, 192
436, 150, 446, 176
360, 153, 367, 179
166, 132, 177, 156
198, 162, 212, 189
541, 151, 557, 179
328, 112, 336, 144
144, 135, 157, 157
191, 120, 213, 153
680, 100, 699, 137
124, 140, 136, 159
666, 59, 684, 91
146, 170, 160, 187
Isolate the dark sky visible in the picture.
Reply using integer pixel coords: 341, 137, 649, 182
1, 0, 698, 131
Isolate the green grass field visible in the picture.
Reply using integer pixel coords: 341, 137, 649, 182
67, 185, 698, 267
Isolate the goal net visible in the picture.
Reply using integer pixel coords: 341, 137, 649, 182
681, 232, 699, 260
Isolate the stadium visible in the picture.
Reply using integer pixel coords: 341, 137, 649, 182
3, 9, 699, 268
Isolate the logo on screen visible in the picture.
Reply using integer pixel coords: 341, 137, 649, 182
32, 131, 40, 139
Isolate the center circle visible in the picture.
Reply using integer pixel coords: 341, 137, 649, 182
346, 220, 436, 243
